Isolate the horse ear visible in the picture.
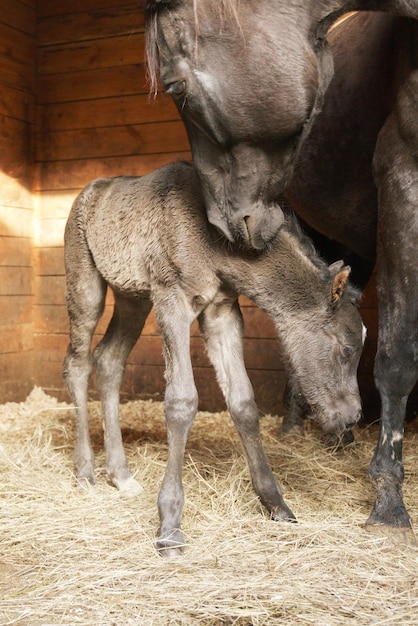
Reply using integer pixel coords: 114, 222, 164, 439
329, 262, 351, 308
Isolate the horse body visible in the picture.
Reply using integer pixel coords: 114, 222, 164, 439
64, 161, 364, 553
145, 1, 418, 534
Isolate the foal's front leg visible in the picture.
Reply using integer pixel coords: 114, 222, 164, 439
154, 291, 198, 555
199, 293, 295, 522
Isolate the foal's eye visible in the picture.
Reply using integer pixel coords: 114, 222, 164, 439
166, 79, 186, 96
341, 345, 355, 358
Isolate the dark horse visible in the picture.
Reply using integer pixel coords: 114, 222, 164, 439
63, 161, 364, 553
145, 1, 418, 537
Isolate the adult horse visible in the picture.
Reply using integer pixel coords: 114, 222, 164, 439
145, 1, 418, 538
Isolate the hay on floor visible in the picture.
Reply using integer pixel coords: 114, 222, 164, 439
0, 387, 417, 625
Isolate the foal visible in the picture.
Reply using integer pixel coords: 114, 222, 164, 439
64, 161, 364, 553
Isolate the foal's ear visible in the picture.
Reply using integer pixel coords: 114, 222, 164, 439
329, 261, 351, 308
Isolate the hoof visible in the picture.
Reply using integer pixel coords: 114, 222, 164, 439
156, 529, 185, 556
113, 475, 144, 497
364, 523, 417, 547
271, 504, 297, 523
281, 415, 304, 434
76, 475, 96, 490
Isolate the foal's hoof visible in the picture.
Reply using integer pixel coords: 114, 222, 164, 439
364, 523, 417, 547
76, 474, 96, 490
113, 476, 144, 497
271, 504, 297, 523
156, 529, 185, 557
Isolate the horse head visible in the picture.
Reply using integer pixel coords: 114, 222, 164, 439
145, 0, 344, 249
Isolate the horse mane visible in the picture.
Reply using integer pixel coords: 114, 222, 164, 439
281, 203, 360, 304
145, 0, 241, 95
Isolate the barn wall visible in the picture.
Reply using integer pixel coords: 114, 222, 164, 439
0, 0, 379, 417
32, 0, 298, 414
0, 0, 36, 401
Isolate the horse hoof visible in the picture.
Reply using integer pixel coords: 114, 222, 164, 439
271, 504, 297, 523
156, 530, 185, 556
364, 523, 417, 547
113, 476, 144, 497
76, 475, 96, 490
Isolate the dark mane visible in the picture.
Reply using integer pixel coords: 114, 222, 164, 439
282, 208, 361, 304
144, 0, 241, 95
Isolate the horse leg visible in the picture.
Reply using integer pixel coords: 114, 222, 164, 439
63, 251, 106, 486
154, 291, 198, 554
281, 375, 307, 433
199, 292, 296, 522
366, 81, 418, 537
93, 292, 152, 495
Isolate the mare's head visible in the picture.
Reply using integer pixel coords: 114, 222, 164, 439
146, 0, 343, 249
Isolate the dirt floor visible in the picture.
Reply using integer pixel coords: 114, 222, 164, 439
0, 388, 417, 625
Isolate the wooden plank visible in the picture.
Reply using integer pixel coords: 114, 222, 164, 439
0, 171, 33, 209
0, 352, 33, 403
36, 65, 148, 104
38, 5, 144, 46
0, 22, 36, 66
34, 247, 65, 276
0, 267, 33, 296
38, 33, 144, 75
33, 304, 69, 335
38, 0, 142, 19
36, 120, 190, 162
0, 54, 35, 93
243, 338, 282, 369
34, 275, 66, 305
1, 1, 36, 35
0, 236, 32, 267
0, 116, 32, 178
0, 323, 33, 353
241, 306, 276, 338
0, 295, 32, 325
20, 0, 36, 10
0, 84, 34, 122
35, 152, 191, 192
0, 207, 33, 238
36, 218, 67, 247
36, 93, 180, 132
249, 369, 286, 416
36, 191, 78, 220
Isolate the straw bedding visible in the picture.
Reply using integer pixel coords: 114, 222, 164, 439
1, 387, 417, 625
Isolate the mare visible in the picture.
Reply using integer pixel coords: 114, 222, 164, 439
145, 1, 418, 536
63, 161, 364, 554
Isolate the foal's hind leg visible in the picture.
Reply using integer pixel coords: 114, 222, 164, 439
153, 290, 198, 555
63, 252, 106, 486
199, 292, 295, 522
93, 291, 152, 495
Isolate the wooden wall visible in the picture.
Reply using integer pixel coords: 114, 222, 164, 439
0, 0, 380, 418
0, 0, 36, 401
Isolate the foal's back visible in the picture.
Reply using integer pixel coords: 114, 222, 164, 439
70, 162, 221, 299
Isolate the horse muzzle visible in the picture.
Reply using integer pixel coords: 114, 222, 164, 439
207, 202, 285, 250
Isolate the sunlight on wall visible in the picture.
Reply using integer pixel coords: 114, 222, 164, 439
34, 189, 79, 248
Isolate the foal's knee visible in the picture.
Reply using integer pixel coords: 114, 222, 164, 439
63, 348, 93, 395
164, 384, 198, 425
228, 394, 259, 431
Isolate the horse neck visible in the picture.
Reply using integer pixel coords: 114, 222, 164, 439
218, 228, 328, 326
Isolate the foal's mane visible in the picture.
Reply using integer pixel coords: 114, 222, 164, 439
145, 0, 241, 94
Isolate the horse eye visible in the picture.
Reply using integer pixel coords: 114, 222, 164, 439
166, 79, 186, 96
341, 345, 355, 358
